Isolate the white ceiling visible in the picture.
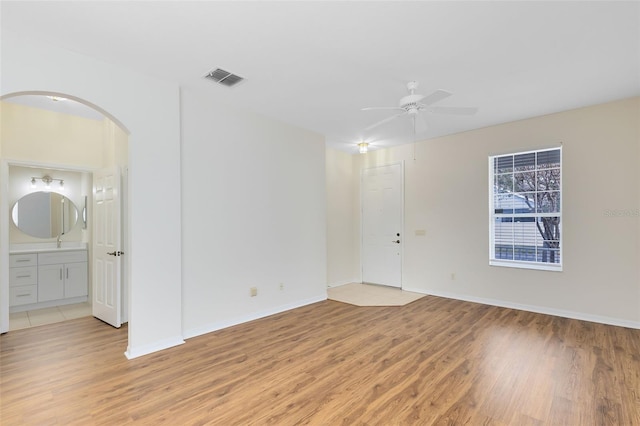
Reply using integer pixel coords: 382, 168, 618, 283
2, 1, 639, 153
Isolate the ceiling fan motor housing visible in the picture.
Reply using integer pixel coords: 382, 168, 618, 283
400, 94, 425, 114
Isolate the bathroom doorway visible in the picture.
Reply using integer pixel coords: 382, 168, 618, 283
0, 93, 129, 332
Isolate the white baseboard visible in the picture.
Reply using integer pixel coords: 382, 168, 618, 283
402, 287, 640, 330
183, 294, 327, 340
124, 336, 186, 359
327, 280, 359, 288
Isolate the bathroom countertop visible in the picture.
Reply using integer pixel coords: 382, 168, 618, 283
9, 243, 87, 254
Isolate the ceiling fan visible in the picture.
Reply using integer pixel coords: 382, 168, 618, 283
362, 81, 477, 133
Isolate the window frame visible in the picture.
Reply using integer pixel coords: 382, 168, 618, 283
488, 146, 563, 272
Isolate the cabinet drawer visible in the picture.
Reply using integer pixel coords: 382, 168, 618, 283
9, 266, 38, 287
10, 253, 37, 267
38, 250, 87, 265
10, 285, 38, 306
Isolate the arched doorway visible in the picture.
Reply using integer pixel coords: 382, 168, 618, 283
0, 91, 129, 334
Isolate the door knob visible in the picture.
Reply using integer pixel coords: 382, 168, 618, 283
392, 240, 400, 244
107, 251, 125, 256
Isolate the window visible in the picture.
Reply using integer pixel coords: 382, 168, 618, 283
489, 147, 562, 271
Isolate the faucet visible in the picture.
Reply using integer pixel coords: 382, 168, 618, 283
56, 234, 62, 249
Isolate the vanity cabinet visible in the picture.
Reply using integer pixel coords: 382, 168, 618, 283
9, 250, 88, 308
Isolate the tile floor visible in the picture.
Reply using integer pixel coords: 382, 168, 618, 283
9, 302, 92, 331
327, 283, 426, 307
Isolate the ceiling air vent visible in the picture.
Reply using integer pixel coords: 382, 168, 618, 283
204, 68, 245, 87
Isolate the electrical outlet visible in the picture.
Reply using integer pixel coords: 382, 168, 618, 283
279, 283, 284, 291
250, 287, 257, 297
451, 273, 456, 280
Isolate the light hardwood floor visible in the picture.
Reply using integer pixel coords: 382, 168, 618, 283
1, 296, 639, 425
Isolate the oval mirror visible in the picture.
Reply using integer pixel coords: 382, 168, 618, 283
11, 192, 79, 238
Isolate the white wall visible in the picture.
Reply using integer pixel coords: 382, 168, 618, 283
180, 87, 327, 338
103, 118, 129, 170
326, 147, 359, 287
1, 32, 183, 356
339, 97, 640, 327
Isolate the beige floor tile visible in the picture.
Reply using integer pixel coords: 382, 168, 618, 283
9, 303, 94, 331
27, 307, 65, 326
59, 302, 92, 319
9, 314, 31, 330
9, 319, 32, 330
328, 283, 425, 307
9, 311, 28, 320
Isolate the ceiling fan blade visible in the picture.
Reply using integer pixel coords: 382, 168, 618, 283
364, 112, 406, 131
420, 89, 452, 106
428, 106, 478, 115
362, 106, 404, 111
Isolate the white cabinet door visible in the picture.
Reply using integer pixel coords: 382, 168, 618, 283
38, 264, 64, 302
65, 262, 88, 298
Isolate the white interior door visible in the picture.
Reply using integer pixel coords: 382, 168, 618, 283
92, 168, 122, 328
361, 163, 403, 288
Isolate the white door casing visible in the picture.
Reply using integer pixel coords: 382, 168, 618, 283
92, 168, 122, 328
361, 163, 403, 288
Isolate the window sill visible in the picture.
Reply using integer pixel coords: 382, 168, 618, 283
490, 259, 562, 272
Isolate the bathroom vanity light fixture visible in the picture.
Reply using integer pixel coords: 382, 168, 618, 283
358, 142, 369, 154
31, 175, 64, 190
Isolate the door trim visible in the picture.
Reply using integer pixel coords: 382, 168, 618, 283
360, 161, 405, 288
